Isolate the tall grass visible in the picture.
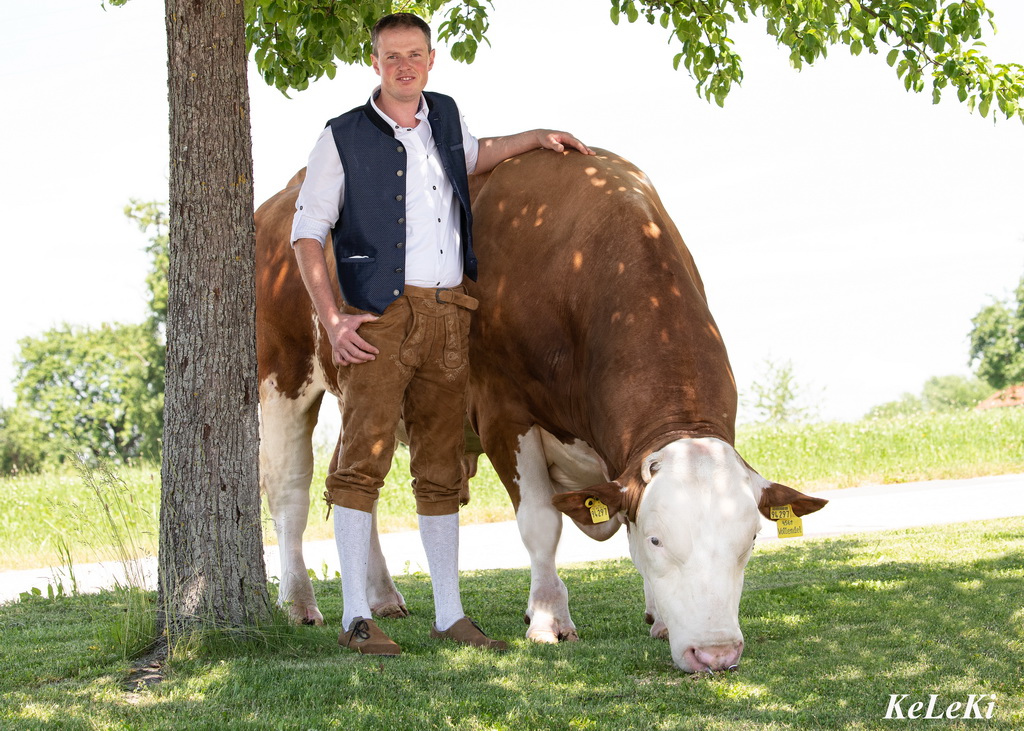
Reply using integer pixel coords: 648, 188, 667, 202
1, 408, 1020, 572
739, 407, 1024, 490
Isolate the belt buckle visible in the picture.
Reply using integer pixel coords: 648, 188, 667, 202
435, 288, 454, 305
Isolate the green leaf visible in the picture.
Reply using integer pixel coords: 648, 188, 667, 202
886, 48, 899, 67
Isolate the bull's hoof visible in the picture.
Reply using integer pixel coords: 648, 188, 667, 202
373, 602, 411, 619
525, 616, 579, 644
526, 629, 561, 644
287, 604, 325, 626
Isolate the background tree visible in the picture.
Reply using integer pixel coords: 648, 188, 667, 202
0, 202, 168, 475
969, 275, 1024, 390
746, 358, 819, 424
0, 406, 48, 475
12, 323, 164, 465
124, 199, 170, 334
865, 374, 992, 418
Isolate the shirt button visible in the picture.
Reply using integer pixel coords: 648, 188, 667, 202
432, 186, 437, 190
397, 170, 404, 177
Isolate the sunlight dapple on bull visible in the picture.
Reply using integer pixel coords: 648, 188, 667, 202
255, 149, 827, 673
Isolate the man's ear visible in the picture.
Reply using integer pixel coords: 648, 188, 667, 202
551, 482, 625, 524
758, 483, 828, 520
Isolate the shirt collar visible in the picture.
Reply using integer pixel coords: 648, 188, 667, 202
370, 86, 429, 131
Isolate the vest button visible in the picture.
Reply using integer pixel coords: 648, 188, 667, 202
398, 217, 405, 224
397, 170, 404, 177
396, 195, 403, 201
397, 146, 404, 153
396, 242, 404, 248
393, 289, 400, 297
395, 267, 403, 273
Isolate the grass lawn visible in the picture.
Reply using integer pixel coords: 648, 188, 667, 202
1, 517, 1021, 729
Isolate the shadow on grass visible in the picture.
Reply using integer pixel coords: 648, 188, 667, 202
1, 519, 1022, 730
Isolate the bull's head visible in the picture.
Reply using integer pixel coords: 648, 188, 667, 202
552, 437, 827, 673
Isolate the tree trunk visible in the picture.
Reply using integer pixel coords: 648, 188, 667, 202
159, 0, 270, 640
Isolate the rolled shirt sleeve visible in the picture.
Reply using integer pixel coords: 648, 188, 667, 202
459, 110, 479, 175
291, 127, 346, 246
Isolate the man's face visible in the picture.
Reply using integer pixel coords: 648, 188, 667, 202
372, 27, 435, 106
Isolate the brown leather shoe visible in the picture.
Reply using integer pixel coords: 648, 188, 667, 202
430, 616, 508, 651
339, 617, 401, 656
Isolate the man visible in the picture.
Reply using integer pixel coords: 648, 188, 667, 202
291, 12, 594, 656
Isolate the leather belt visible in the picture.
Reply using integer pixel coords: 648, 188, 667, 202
402, 284, 479, 311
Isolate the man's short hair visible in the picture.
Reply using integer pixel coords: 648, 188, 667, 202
371, 13, 432, 56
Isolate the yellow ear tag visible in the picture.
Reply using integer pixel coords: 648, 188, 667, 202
584, 497, 610, 524
770, 504, 803, 538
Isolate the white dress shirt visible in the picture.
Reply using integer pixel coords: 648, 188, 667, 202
291, 88, 480, 289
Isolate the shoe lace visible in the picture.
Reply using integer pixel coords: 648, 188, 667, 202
347, 619, 372, 642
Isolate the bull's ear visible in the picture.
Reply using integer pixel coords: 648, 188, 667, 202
641, 450, 663, 484
551, 482, 625, 524
758, 482, 828, 520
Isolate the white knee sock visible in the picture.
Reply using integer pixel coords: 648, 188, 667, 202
418, 512, 465, 631
334, 506, 373, 630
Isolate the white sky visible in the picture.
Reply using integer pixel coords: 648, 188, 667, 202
1, 1, 1022, 422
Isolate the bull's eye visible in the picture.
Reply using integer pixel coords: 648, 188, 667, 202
650, 537, 661, 547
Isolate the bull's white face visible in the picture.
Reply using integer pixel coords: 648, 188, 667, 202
627, 437, 763, 673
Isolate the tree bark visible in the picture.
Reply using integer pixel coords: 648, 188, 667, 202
159, 0, 270, 640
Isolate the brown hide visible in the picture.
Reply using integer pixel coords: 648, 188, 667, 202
464, 149, 738, 508
255, 168, 339, 401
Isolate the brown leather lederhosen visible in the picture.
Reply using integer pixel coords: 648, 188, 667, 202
325, 284, 477, 516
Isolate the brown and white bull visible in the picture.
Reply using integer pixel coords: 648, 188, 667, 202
255, 149, 827, 673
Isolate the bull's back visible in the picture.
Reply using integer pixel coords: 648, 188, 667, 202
466, 149, 736, 469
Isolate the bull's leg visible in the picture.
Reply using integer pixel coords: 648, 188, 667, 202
259, 380, 325, 625
366, 500, 409, 617
514, 426, 579, 643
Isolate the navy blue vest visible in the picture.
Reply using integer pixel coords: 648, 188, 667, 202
327, 91, 477, 315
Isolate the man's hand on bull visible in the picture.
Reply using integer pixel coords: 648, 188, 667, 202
537, 130, 595, 156
329, 313, 379, 365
